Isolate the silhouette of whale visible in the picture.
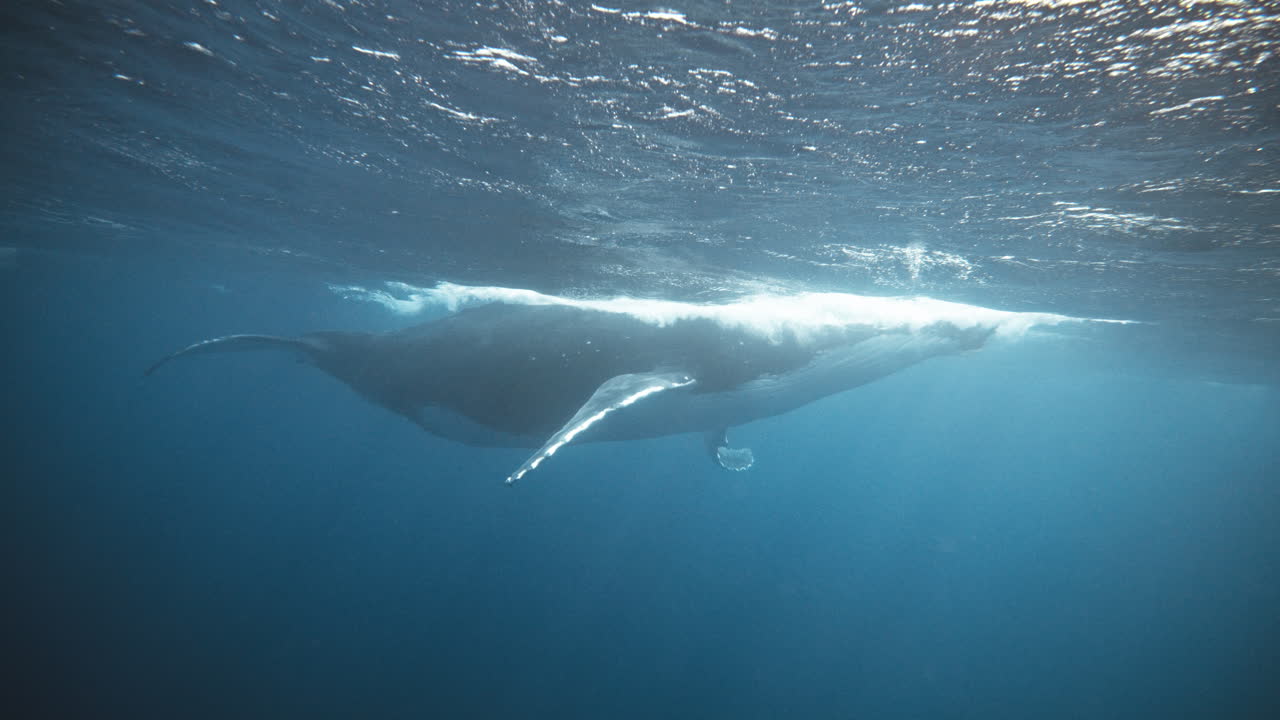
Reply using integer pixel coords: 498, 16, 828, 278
148, 296, 1004, 483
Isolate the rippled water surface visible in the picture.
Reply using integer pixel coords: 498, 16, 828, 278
6, 2, 1277, 317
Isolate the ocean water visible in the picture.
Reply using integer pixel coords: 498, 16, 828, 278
4, 1, 1278, 718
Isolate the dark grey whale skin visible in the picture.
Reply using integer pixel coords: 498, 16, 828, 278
147, 302, 991, 448
298, 303, 861, 438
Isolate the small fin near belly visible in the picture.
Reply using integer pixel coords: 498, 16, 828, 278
506, 372, 696, 484
705, 428, 755, 472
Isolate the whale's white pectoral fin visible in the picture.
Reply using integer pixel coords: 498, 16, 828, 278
506, 372, 697, 484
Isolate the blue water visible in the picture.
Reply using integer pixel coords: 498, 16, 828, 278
5, 1, 1279, 718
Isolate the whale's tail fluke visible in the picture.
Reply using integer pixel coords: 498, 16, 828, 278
144, 334, 324, 376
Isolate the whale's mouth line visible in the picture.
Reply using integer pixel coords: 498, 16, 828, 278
330, 281, 1136, 342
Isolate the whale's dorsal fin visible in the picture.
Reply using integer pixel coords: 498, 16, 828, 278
506, 371, 696, 484
145, 334, 325, 376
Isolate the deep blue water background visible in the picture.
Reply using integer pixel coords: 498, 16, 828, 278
4, 0, 1280, 718
7, 252, 1278, 718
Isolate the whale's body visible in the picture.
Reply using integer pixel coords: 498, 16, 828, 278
148, 297, 1004, 482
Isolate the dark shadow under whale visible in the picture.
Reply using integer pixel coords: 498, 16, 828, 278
148, 300, 998, 483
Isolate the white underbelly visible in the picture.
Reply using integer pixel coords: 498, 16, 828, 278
414, 331, 958, 447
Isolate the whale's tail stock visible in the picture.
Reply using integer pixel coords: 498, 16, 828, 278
144, 334, 325, 376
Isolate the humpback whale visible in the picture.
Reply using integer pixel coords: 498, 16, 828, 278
147, 287, 1067, 483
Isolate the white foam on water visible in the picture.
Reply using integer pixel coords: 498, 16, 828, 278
331, 282, 1127, 342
